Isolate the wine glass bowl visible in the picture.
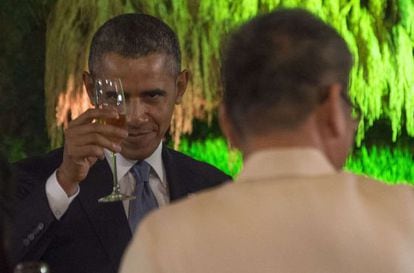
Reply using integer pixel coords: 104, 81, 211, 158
94, 78, 135, 202
95, 79, 127, 128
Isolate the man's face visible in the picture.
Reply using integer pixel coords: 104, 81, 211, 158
87, 52, 186, 160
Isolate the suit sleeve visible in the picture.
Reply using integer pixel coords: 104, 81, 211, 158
10, 161, 59, 265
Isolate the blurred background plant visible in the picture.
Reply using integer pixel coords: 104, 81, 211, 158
0, 0, 55, 161
1, 0, 414, 182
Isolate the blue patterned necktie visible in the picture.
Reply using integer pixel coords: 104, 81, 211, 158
128, 161, 159, 232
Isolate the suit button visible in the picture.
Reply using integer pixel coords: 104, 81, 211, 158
23, 239, 30, 246
37, 223, 44, 230
28, 234, 35, 241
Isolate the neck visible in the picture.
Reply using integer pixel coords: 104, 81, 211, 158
240, 122, 323, 160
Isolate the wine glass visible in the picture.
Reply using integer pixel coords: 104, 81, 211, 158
13, 261, 49, 273
94, 78, 135, 202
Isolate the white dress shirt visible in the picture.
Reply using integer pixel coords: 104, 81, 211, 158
45, 142, 168, 220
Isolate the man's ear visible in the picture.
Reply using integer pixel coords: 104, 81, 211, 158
317, 83, 346, 139
218, 104, 241, 150
82, 71, 95, 103
175, 70, 189, 104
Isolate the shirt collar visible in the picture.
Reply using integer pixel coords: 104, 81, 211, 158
104, 142, 165, 184
238, 147, 337, 182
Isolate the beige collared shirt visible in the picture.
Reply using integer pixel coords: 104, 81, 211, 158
120, 147, 414, 273
46, 142, 168, 219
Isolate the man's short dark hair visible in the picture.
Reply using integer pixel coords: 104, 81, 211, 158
89, 13, 181, 75
222, 8, 353, 138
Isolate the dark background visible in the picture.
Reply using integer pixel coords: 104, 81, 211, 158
0, 0, 56, 161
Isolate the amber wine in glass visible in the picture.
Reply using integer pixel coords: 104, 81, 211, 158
94, 78, 135, 202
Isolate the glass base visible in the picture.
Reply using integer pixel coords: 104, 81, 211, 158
98, 192, 136, 203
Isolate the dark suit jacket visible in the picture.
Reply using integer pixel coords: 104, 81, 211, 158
10, 146, 231, 273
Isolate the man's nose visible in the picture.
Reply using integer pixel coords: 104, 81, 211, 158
127, 98, 148, 123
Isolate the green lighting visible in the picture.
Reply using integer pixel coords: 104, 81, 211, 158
178, 138, 414, 185
178, 137, 243, 178
345, 145, 414, 184
175, 1, 414, 184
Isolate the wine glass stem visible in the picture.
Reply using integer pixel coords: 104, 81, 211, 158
112, 153, 121, 192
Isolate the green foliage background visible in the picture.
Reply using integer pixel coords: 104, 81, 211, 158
1, 0, 414, 183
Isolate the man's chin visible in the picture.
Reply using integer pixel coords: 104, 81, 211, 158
120, 138, 160, 160
120, 149, 153, 161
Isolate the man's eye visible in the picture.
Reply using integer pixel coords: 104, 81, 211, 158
147, 92, 164, 99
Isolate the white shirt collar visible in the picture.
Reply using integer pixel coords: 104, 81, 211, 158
104, 142, 165, 184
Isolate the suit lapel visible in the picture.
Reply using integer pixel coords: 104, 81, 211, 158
78, 159, 132, 272
162, 147, 191, 201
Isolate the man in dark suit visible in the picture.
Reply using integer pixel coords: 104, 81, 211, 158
11, 13, 230, 273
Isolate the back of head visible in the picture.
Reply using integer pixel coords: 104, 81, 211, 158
222, 8, 353, 139
88, 13, 181, 76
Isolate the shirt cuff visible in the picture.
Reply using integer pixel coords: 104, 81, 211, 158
45, 170, 80, 220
